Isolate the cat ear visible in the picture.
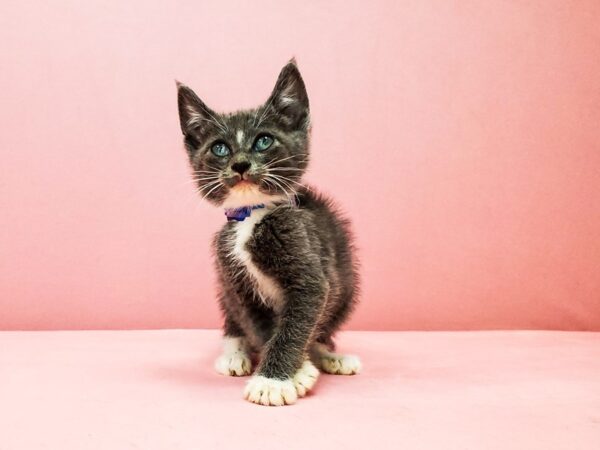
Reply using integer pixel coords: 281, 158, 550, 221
176, 81, 220, 136
264, 59, 310, 130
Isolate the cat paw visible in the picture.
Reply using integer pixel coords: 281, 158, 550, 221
244, 376, 298, 406
293, 360, 320, 397
214, 352, 252, 376
320, 354, 362, 375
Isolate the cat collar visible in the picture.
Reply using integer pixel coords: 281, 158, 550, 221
224, 204, 265, 222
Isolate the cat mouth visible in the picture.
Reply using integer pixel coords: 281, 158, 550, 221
223, 174, 258, 189
231, 179, 257, 190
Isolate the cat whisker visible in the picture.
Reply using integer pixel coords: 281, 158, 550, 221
252, 108, 260, 128
195, 176, 221, 184
268, 175, 300, 198
198, 179, 222, 188
199, 181, 223, 201
190, 117, 228, 134
196, 180, 223, 195
201, 109, 229, 133
267, 172, 308, 191
192, 176, 221, 182
263, 153, 308, 169
266, 167, 305, 172
202, 164, 223, 172
179, 174, 219, 188
192, 172, 219, 177
261, 177, 284, 197
264, 175, 297, 207
255, 94, 278, 128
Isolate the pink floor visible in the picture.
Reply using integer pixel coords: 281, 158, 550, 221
1, 330, 599, 449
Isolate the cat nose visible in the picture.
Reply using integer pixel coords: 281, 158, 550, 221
231, 161, 251, 175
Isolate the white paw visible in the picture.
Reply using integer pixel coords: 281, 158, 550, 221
215, 337, 252, 376
214, 352, 252, 376
244, 376, 298, 406
293, 360, 320, 397
320, 354, 362, 375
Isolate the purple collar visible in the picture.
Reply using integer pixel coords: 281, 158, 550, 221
224, 204, 265, 222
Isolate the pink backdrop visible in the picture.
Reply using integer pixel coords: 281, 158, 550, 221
1, 1, 599, 331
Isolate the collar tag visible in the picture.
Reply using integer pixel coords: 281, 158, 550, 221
224, 204, 265, 222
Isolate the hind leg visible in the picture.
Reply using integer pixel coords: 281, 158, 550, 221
311, 342, 362, 375
311, 286, 361, 375
214, 317, 253, 377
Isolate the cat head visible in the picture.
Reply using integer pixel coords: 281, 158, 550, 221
177, 59, 310, 209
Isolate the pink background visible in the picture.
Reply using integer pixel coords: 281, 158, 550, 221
1, 0, 599, 331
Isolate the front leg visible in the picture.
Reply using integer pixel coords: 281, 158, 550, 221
244, 284, 323, 406
241, 208, 325, 406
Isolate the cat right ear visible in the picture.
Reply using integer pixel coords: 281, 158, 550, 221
264, 59, 310, 130
176, 81, 217, 136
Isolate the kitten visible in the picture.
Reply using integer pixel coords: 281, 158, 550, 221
176, 59, 360, 406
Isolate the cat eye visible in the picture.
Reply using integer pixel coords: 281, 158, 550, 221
253, 134, 274, 152
211, 142, 230, 157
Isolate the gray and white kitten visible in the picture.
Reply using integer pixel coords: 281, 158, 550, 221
177, 60, 360, 406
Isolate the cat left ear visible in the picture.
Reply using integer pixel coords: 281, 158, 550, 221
264, 59, 310, 130
176, 81, 219, 136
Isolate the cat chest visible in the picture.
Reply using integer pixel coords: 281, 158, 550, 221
229, 211, 284, 309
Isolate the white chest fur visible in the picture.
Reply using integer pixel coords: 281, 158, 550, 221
230, 208, 284, 309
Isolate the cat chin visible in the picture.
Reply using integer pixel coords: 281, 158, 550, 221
220, 183, 287, 209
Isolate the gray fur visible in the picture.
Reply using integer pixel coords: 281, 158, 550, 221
177, 60, 359, 381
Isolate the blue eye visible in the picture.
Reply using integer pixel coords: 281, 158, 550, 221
211, 142, 230, 157
253, 135, 274, 152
